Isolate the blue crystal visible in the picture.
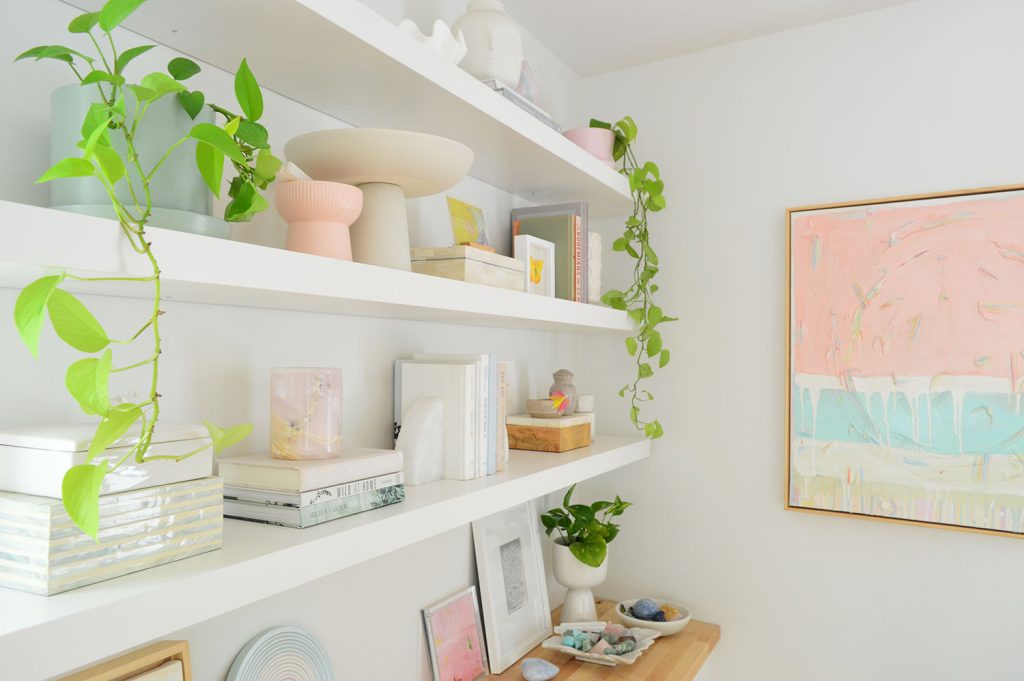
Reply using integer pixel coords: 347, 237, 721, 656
630, 598, 660, 620
522, 657, 559, 681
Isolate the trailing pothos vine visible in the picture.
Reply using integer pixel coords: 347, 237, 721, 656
13, 0, 281, 539
593, 116, 676, 440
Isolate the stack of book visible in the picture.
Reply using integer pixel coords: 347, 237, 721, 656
481, 79, 561, 132
394, 355, 514, 481
220, 448, 405, 528
0, 422, 222, 595
512, 203, 590, 303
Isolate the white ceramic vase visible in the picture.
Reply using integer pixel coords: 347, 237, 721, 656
452, 0, 523, 86
552, 541, 607, 623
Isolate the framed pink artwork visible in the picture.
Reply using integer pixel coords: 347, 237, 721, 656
422, 586, 489, 681
787, 184, 1024, 536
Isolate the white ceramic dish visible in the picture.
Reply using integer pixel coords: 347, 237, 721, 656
540, 622, 660, 667
616, 599, 692, 636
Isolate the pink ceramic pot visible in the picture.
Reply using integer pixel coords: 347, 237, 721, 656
564, 127, 615, 167
275, 180, 363, 260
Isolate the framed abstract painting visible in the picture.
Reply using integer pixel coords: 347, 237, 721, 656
787, 184, 1024, 535
422, 587, 489, 681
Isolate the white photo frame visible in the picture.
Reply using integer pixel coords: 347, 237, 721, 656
472, 501, 552, 674
513, 234, 555, 297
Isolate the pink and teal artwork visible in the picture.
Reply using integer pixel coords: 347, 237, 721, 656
423, 587, 489, 681
787, 186, 1024, 534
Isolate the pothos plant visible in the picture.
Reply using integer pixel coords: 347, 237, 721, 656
13, 0, 282, 539
591, 116, 676, 440
540, 484, 631, 568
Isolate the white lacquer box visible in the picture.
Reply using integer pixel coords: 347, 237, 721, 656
0, 422, 213, 498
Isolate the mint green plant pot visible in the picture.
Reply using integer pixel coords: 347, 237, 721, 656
49, 84, 230, 238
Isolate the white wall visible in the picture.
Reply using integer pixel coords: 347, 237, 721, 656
0, 1, 598, 679
582, 1, 1024, 679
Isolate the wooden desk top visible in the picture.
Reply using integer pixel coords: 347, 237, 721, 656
489, 599, 720, 680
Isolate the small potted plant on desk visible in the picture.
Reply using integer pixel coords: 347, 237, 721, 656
541, 484, 631, 623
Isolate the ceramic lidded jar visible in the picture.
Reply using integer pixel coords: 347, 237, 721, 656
452, 0, 524, 86
549, 369, 578, 416
270, 368, 343, 460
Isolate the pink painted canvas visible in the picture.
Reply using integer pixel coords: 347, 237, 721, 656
424, 588, 488, 681
788, 187, 1024, 533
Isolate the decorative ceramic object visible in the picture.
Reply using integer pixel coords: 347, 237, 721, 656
396, 396, 445, 485
399, 19, 468, 64
270, 368, 342, 460
617, 599, 693, 636
564, 127, 616, 168
452, 0, 523, 86
227, 626, 334, 681
521, 658, 559, 681
275, 180, 363, 261
526, 398, 561, 418
540, 622, 660, 667
552, 541, 607, 622
285, 129, 473, 270
50, 84, 229, 237
548, 369, 578, 415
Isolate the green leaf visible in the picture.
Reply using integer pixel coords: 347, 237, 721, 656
99, 0, 146, 32
139, 71, 185, 99
81, 104, 112, 150
540, 514, 557, 530
638, 363, 654, 379
204, 421, 252, 454
605, 523, 620, 543
14, 275, 63, 357
62, 461, 109, 540
649, 194, 667, 211
562, 483, 576, 509
234, 58, 264, 121
36, 157, 94, 183
224, 180, 268, 222
643, 243, 659, 266
659, 349, 670, 368
630, 405, 639, 425
195, 141, 224, 197
569, 536, 607, 568
114, 44, 154, 74
253, 149, 282, 184
646, 331, 662, 356
628, 308, 644, 324
65, 350, 111, 416
167, 56, 200, 80
625, 336, 638, 356
236, 119, 270, 149
176, 90, 205, 119
47, 288, 110, 352
189, 123, 246, 164
590, 500, 612, 513
223, 116, 241, 136
91, 144, 126, 184
81, 70, 124, 86
128, 84, 156, 101
618, 385, 627, 398
87, 403, 142, 460
645, 420, 664, 439
624, 243, 639, 259
612, 237, 628, 252
26, 45, 95, 64
648, 306, 664, 326
68, 12, 101, 33
15, 46, 51, 61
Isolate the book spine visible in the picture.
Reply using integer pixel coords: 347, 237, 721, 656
573, 215, 582, 303
496, 362, 509, 473
487, 355, 497, 476
476, 358, 488, 479
581, 226, 589, 304
464, 365, 478, 480
298, 471, 404, 507
300, 485, 406, 527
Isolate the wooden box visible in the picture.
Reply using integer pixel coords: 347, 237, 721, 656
411, 246, 525, 291
506, 413, 593, 453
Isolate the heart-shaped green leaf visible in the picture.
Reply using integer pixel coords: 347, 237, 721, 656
167, 56, 200, 81
204, 420, 252, 454
569, 536, 607, 568
62, 461, 109, 541
236, 119, 269, 149
65, 349, 111, 416
659, 349, 670, 368
14, 275, 63, 357
81, 70, 125, 86
114, 44, 154, 74
68, 12, 101, 33
189, 123, 246, 164
87, 403, 142, 461
99, 0, 146, 32
37, 157, 95, 184
176, 90, 205, 120
90, 144, 126, 184
139, 71, 185, 99
47, 288, 110, 353
195, 141, 224, 197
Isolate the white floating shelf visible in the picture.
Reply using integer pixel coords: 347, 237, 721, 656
0, 202, 631, 333
0, 436, 649, 679
65, 0, 632, 216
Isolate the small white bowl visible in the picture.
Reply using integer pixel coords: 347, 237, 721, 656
616, 598, 692, 636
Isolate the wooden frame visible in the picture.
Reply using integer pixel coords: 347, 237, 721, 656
60, 641, 191, 681
785, 183, 1024, 537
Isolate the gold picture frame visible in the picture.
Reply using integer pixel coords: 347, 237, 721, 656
786, 183, 1024, 537
60, 641, 192, 681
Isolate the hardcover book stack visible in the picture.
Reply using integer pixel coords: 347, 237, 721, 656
0, 423, 223, 595
512, 203, 590, 303
395, 355, 515, 481
220, 448, 405, 528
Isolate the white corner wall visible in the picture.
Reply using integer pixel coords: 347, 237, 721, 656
581, 1, 1024, 679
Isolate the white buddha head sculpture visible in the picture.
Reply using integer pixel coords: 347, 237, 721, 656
452, 0, 524, 86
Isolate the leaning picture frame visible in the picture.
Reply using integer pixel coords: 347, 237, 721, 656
422, 586, 489, 681
513, 234, 556, 297
59, 641, 191, 681
472, 500, 552, 674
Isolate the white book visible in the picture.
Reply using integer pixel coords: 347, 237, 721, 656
496, 361, 515, 472
217, 448, 403, 492
0, 422, 213, 498
400, 361, 477, 481
223, 471, 404, 508
413, 354, 492, 478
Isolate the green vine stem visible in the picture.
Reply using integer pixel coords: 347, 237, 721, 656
12, 0, 280, 538
594, 116, 677, 440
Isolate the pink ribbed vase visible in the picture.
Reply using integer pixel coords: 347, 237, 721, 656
564, 127, 615, 167
275, 180, 363, 260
